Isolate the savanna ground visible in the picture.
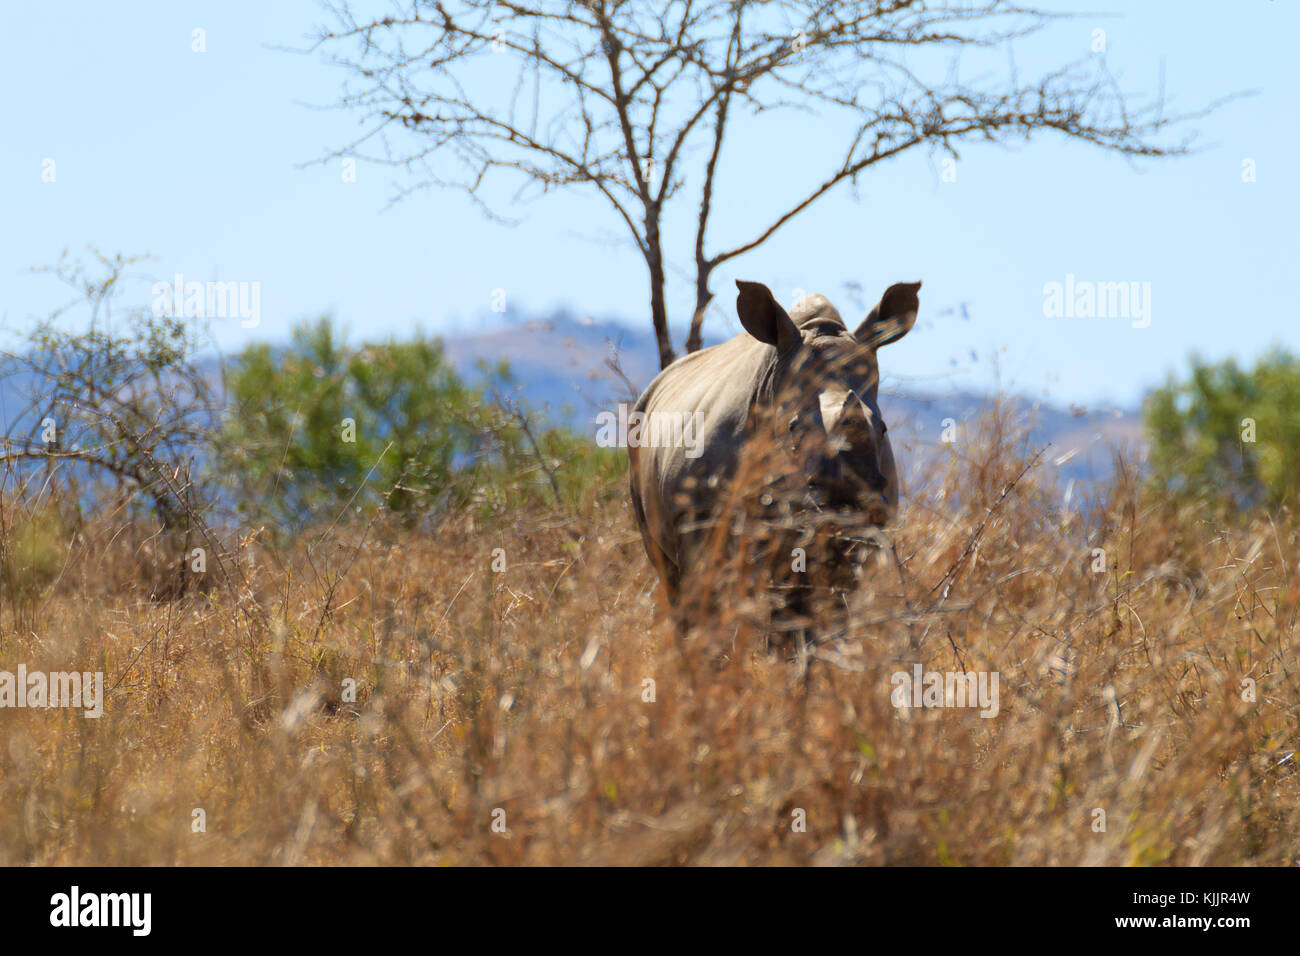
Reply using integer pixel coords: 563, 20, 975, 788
1, 409, 1296, 866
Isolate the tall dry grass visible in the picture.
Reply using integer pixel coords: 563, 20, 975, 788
0, 408, 1296, 865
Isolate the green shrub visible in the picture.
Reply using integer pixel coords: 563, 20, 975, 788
1, 501, 66, 626
219, 318, 624, 531
1144, 348, 1300, 513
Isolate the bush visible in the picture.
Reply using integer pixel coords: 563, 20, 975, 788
219, 317, 624, 531
0, 500, 66, 627
1, 251, 220, 533
1143, 348, 1300, 513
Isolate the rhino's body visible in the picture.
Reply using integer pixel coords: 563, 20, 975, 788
629, 280, 920, 606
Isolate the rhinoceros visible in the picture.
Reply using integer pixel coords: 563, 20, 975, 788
628, 278, 920, 611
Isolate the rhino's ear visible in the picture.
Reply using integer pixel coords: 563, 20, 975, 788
854, 281, 921, 348
736, 280, 800, 352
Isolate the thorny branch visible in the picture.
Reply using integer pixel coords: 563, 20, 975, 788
310, 1, 1234, 369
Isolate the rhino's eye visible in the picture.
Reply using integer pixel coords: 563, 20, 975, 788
787, 415, 799, 433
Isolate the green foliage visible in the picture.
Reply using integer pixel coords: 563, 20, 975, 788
1143, 349, 1300, 512
0, 500, 67, 632
1, 501, 65, 601
219, 318, 624, 530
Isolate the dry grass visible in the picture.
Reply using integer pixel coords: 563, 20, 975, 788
1, 410, 1297, 865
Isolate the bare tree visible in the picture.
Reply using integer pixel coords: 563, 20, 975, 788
311, 0, 1226, 370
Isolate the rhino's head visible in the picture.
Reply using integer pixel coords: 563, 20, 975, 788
735, 278, 921, 523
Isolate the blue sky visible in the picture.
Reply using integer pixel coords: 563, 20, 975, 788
1, 1, 1295, 407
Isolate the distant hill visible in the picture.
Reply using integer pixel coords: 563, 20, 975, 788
1, 310, 1146, 493
440, 308, 668, 416
442, 311, 1146, 490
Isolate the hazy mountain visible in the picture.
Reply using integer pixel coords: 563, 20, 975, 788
0, 310, 1145, 493
442, 310, 1146, 489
